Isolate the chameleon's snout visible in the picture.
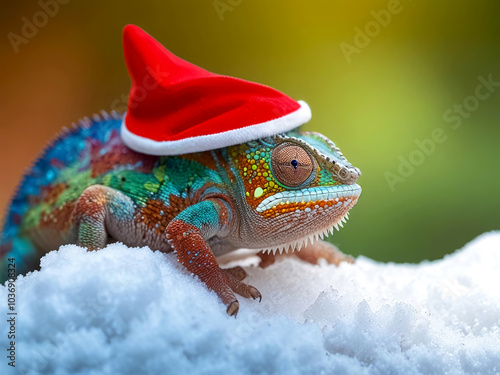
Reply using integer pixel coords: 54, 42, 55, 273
337, 166, 361, 185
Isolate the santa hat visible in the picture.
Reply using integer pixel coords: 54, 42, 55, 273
121, 25, 311, 155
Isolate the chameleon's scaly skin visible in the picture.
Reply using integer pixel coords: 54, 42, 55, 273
0, 112, 361, 315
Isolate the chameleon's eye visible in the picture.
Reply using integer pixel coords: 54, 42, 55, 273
271, 143, 315, 187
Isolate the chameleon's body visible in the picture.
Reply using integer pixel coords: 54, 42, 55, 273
0, 112, 361, 315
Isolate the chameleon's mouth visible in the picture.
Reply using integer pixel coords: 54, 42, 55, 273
256, 184, 362, 213
258, 184, 361, 255
259, 209, 353, 255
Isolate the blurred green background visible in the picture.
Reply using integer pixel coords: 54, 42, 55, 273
0, 0, 498, 262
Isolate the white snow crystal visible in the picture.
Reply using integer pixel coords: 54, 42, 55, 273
1, 231, 500, 375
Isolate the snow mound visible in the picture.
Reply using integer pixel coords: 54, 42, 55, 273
1, 232, 500, 375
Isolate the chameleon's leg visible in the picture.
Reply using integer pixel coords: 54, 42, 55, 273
257, 240, 354, 268
295, 240, 355, 265
167, 199, 260, 316
73, 185, 135, 250
256, 251, 277, 268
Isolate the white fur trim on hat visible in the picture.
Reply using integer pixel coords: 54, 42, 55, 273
121, 100, 311, 156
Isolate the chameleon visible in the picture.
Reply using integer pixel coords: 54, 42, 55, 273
0, 112, 361, 316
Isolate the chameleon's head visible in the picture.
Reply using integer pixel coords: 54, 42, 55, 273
229, 131, 361, 253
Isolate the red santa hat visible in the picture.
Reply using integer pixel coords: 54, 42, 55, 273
121, 25, 311, 155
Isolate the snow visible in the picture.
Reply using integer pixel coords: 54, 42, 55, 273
1, 231, 500, 375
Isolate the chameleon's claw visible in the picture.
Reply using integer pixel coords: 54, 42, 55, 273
222, 267, 262, 303
227, 301, 239, 317
248, 285, 262, 302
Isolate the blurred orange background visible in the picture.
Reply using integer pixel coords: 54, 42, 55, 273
0, 0, 499, 262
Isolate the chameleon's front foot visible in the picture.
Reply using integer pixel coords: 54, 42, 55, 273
167, 205, 261, 317
221, 267, 262, 316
